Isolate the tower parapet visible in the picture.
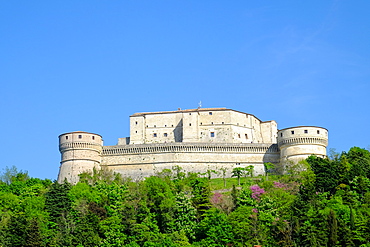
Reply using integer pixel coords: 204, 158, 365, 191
58, 131, 103, 184
277, 126, 328, 165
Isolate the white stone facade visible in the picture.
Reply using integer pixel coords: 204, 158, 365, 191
129, 108, 277, 144
58, 108, 328, 183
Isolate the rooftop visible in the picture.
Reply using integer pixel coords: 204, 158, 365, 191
130, 107, 269, 122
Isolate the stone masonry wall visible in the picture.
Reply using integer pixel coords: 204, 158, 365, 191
101, 142, 280, 179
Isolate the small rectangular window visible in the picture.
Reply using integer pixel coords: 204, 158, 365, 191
78, 135, 82, 139
280, 133, 283, 137
164, 133, 168, 137
200, 122, 202, 125
304, 130, 308, 134
291, 131, 294, 135
66, 136, 68, 140
154, 125, 156, 127
92, 136, 95, 140
153, 133, 157, 137
189, 113, 191, 115
189, 123, 191, 126
222, 122, 224, 124
245, 134, 248, 139
209, 112, 212, 115
135, 131, 137, 133
317, 130, 320, 134
211, 122, 214, 124
135, 121, 138, 125
210, 132, 215, 137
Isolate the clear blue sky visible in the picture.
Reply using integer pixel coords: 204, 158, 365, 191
1, 1, 369, 180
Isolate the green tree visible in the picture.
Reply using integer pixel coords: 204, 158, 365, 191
328, 148, 340, 161
5, 212, 28, 246
173, 192, 196, 240
172, 165, 185, 180
144, 176, 176, 233
100, 215, 127, 246
189, 176, 210, 219
220, 167, 228, 188
244, 165, 254, 184
196, 208, 233, 246
327, 209, 338, 246
44, 181, 74, 246
306, 156, 341, 194
0, 166, 29, 185
263, 163, 274, 180
345, 147, 370, 180
232, 167, 244, 186
228, 205, 255, 246
204, 169, 218, 180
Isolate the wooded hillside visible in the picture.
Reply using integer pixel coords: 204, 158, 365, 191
1, 147, 370, 246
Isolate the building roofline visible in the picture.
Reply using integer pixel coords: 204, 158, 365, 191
59, 131, 102, 138
130, 108, 226, 116
278, 126, 328, 132
130, 107, 269, 123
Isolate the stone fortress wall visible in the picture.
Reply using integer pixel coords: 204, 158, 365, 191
58, 108, 328, 183
101, 142, 280, 180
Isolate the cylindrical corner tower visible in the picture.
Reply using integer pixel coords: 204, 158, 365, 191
58, 131, 103, 184
277, 126, 328, 165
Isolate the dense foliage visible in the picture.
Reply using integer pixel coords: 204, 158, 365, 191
1, 147, 370, 246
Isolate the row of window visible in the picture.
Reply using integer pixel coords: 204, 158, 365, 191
153, 133, 168, 137
151, 132, 248, 138
188, 112, 214, 115
145, 124, 175, 128
135, 112, 256, 127
135, 115, 251, 128
200, 122, 224, 125
141, 122, 250, 128
280, 129, 322, 137
65, 135, 95, 140
135, 121, 175, 128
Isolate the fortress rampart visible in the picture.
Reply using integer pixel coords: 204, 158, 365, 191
101, 143, 279, 179
57, 108, 328, 183
102, 142, 279, 155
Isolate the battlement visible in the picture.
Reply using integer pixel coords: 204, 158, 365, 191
59, 142, 103, 152
103, 143, 279, 156
278, 137, 328, 147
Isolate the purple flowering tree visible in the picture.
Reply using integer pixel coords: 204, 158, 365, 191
250, 185, 266, 201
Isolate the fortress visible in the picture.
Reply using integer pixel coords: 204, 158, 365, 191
57, 107, 328, 183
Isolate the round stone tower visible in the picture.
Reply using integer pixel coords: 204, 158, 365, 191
277, 126, 328, 165
58, 131, 103, 184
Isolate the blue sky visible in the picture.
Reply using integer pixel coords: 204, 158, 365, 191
1, 1, 369, 180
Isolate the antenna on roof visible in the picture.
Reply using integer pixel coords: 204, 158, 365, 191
198, 101, 202, 109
